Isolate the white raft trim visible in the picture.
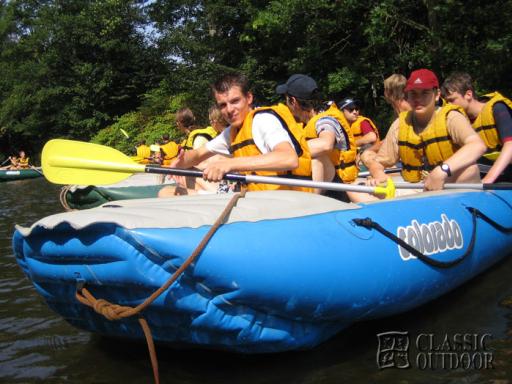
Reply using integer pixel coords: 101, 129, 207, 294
17, 190, 359, 235
17, 188, 482, 236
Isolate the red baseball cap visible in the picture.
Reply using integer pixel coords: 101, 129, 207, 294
404, 69, 439, 92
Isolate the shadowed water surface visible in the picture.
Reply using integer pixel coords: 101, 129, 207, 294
1, 178, 511, 383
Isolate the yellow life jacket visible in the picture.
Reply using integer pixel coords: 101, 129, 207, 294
398, 104, 464, 182
472, 92, 512, 152
160, 141, 180, 165
304, 105, 358, 183
229, 104, 312, 192
182, 126, 218, 150
351, 116, 380, 140
136, 144, 151, 164
18, 157, 29, 168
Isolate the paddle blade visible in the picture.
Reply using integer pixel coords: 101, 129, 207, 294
42, 139, 145, 185
120, 128, 130, 139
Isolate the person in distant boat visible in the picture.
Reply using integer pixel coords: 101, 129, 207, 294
339, 98, 380, 153
1, 155, 18, 170
162, 72, 312, 192
17, 151, 30, 169
276, 74, 358, 195
355, 68, 486, 201
441, 72, 512, 183
176, 108, 218, 150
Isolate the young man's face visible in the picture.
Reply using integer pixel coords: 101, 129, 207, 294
443, 90, 470, 111
214, 85, 253, 129
286, 96, 308, 124
406, 88, 439, 118
342, 105, 359, 124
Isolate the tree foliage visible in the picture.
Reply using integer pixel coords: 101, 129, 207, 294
0, 0, 511, 157
0, 0, 165, 156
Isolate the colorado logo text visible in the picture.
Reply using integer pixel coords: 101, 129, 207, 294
396, 214, 463, 261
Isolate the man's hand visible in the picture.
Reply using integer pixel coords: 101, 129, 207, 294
424, 166, 448, 191
366, 170, 388, 186
202, 158, 233, 182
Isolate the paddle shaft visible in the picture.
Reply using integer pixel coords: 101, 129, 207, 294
30, 166, 44, 176
392, 181, 512, 190
144, 166, 381, 194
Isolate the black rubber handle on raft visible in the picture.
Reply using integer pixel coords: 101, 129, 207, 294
145, 165, 248, 183
483, 183, 512, 190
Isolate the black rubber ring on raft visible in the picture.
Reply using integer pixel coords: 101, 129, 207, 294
351, 206, 509, 269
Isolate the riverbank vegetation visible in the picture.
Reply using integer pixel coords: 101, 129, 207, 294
1, 0, 511, 160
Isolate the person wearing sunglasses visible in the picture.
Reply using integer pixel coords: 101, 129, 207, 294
277, 74, 358, 196
339, 98, 380, 152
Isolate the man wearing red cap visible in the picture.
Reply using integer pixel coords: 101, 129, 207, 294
361, 68, 486, 195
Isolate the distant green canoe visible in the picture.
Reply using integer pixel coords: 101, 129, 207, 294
0, 168, 43, 182
60, 173, 176, 210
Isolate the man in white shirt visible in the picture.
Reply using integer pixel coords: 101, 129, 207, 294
166, 72, 312, 192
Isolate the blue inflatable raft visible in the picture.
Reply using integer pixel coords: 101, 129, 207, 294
12, 189, 512, 353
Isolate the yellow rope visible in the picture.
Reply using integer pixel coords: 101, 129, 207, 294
75, 189, 247, 383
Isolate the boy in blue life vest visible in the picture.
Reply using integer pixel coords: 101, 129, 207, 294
441, 72, 512, 183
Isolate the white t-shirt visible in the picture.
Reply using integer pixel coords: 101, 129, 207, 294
206, 112, 293, 155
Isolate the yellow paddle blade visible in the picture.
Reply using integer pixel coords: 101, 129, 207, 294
120, 128, 130, 139
483, 151, 500, 161
42, 139, 146, 185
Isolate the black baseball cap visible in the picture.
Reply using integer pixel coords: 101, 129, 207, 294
276, 74, 319, 100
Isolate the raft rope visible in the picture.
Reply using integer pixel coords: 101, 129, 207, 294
75, 189, 247, 384
353, 206, 511, 268
59, 185, 74, 211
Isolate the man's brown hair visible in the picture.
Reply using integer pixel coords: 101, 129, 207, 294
211, 72, 251, 95
441, 72, 475, 98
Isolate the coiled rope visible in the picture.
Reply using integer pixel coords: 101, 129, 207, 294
59, 185, 75, 211
75, 189, 247, 384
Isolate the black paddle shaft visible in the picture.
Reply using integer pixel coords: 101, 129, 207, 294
145, 165, 248, 183
483, 182, 512, 190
